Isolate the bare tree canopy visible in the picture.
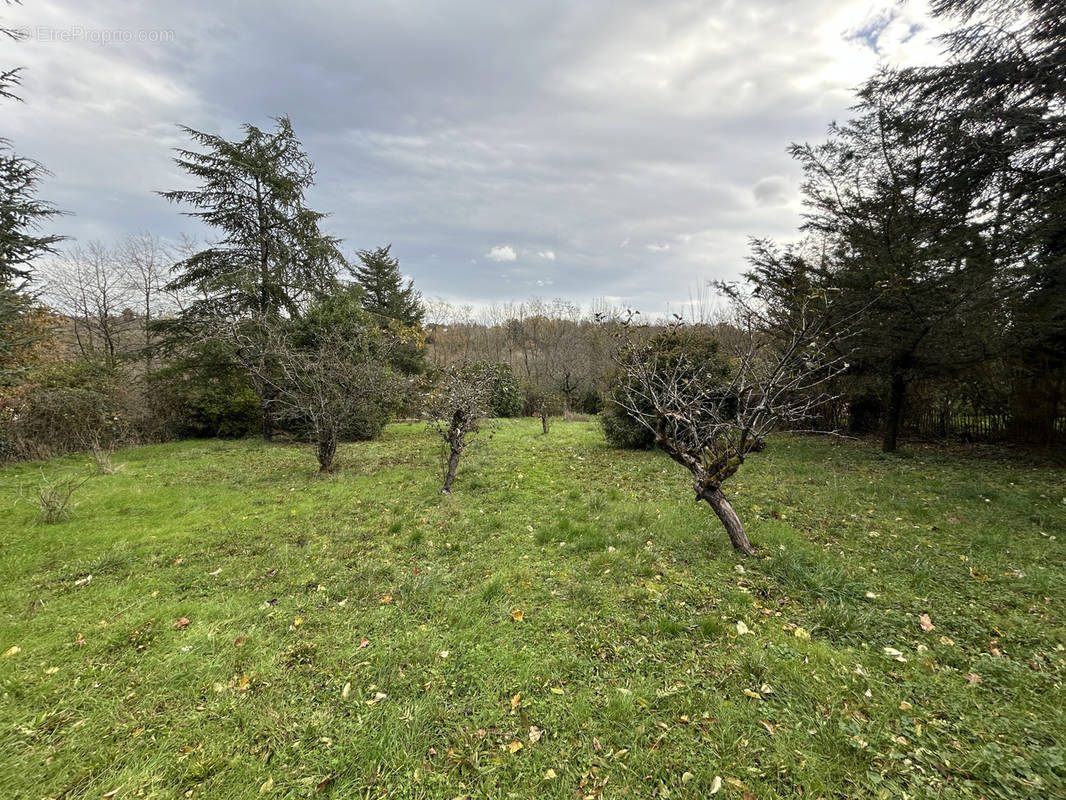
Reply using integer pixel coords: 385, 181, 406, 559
611, 287, 848, 554
423, 360, 493, 494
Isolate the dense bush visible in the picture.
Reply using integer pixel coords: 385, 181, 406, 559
485, 362, 523, 417
578, 387, 604, 415
0, 360, 127, 461
600, 328, 734, 451
599, 385, 656, 450
146, 341, 262, 439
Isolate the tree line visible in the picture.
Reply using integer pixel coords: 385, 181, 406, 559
751, 0, 1065, 450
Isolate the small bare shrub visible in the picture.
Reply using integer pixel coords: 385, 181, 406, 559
33, 473, 90, 524
90, 437, 118, 474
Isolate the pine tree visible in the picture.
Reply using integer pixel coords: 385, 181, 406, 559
160, 117, 345, 439
351, 245, 424, 327
1, 17, 64, 385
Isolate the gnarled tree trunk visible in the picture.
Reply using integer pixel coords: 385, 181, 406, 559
700, 486, 756, 556
317, 433, 336, 473
540, 410, 550, 435
441, 443, 462, 493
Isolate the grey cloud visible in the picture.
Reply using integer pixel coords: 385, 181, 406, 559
5, 0, 948, 313
753, 175, 793, 207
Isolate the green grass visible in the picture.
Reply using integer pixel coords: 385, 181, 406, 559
1, 420, 1064, 799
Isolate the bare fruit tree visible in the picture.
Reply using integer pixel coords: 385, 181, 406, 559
424, 360, 492, 494
611, 288, 847, 555
232, 320, 403, 472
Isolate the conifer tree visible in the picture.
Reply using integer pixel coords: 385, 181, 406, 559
351, 245, 424, 327
1, 14, 64, 384
160, 117, 345, 440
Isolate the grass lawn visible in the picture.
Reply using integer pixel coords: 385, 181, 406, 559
1, 419, 1064, 799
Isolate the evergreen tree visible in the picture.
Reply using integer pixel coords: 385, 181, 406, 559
351, 244, 424, 327
160, 117, 345, 439
748, 59, 1006, 452
161, 117, 343, 322
1, 16, 64, 385
881, 0, 1066, 442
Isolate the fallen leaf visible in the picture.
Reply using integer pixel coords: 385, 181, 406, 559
342, 682, 351, 699
208, 567, 222, 576
882, 646, 907, 663
760, 720, 776, 734
74, 574, 92, 587
899, 701, 913, 710
438, 650, 449, 659
969, 566, 989, 581
173, 618, 190, 630
292, 617, 304, 627
709, 775, 723, 795
793, 626, 811, 640
967, 672, 982, 686
511, 693, 521, 710
359, 637, 370, 649
45, 666, 59, 674
743, 689, 761, 699
529, 725, 543, 743
316, 774, 337, 792
550, 687, 565, 695
102, 789, 119, 798
258, 776, 274, 794
682, 771, 695, 784
234, 636, 245, 647
1, 645, 20, 658
379, 594, 393, 604
939, 635, 955, 646
544, 768, 558, 780
510, 609, 524, 622
508, 740, 523, 754
736, 620, 750, 636
919, 614, 935, 632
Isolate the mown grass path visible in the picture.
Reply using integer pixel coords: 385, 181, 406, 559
1, 420, 1063, 798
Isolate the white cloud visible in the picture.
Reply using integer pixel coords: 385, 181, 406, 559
538, 250, 556, 261
646, 243, 671, 252
486, 245, 517, 262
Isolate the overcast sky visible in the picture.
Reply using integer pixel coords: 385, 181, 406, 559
6, 0, 949, 314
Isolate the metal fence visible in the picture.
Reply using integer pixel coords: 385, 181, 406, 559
803, 402, 1065, 444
